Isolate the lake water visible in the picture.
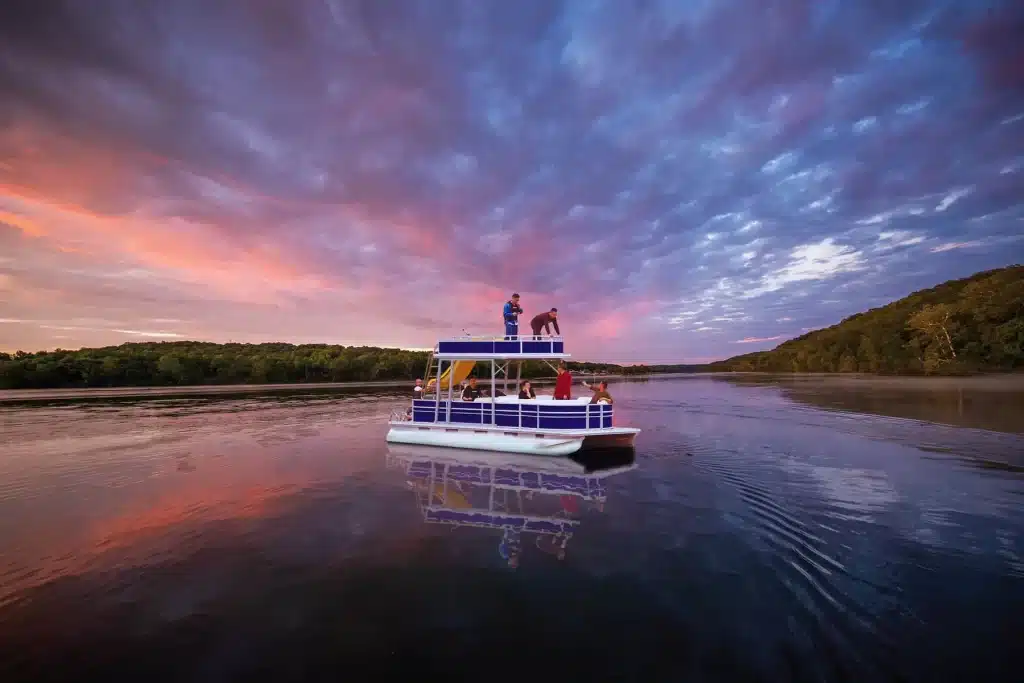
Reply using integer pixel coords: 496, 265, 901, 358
0, 377, 1021, 682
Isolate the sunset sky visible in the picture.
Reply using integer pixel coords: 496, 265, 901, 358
1, 0, 1022, 363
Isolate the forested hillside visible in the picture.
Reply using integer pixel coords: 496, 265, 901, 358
707, 265, 1023, 375
0, 342, 681, 390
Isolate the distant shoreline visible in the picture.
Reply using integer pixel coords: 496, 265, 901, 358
707, 372, 1024, 392
2, 371, 1022, 402
0, 373, 696, 403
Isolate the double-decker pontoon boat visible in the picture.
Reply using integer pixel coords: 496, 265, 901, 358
386, 335, 640, 456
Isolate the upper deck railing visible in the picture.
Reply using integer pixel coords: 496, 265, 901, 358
435, 334, 567, 358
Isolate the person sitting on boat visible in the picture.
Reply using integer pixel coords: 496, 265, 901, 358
405, 378, 424, 419
502, 293, 523, 339
518, 380, 536, 399
530, 308, 560, 339
462, 376, 484, 401
583, 380, 613, 404
553, 362, 572, 400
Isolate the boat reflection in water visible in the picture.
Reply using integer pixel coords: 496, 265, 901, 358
386, 444, 636, 568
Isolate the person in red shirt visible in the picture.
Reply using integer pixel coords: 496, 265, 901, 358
553, 362, 572, 400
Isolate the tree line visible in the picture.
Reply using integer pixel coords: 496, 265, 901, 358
9, 266, 1010, 388
707, 265, 1023, 375
0, 341, 697, 390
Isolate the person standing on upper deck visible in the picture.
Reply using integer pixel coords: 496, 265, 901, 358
503, 293, 522, 339
530, 308, 560, 338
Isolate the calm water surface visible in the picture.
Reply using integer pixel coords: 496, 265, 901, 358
0, 378, 1021, 682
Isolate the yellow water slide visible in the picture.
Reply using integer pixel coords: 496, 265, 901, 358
427, 360, 476, 391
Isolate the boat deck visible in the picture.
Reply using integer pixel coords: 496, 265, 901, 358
434, 335, 568, 360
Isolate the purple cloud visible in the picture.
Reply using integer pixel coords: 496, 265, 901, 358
0, 0, 1021, 363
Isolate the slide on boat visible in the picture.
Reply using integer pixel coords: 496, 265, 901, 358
427, 360, 476, 391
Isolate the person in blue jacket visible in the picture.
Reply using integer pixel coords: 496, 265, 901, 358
502, 293, 522, 339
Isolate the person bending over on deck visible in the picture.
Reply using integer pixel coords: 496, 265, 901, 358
553, 362, 572, 400
462, 377, 484, 401
503, 293, 523, 339
583, 380, 613, 404
518, 381, 536, 399
530, 308, 560, 338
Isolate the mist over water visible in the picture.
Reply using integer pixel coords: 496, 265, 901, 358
0, 378, 1020, 682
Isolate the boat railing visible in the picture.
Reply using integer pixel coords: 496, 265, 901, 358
435, 334, 567, 358
409, 398, 613, 430
439, 334, 565, 342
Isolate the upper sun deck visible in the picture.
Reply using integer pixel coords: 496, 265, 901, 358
435, 335, 569, 360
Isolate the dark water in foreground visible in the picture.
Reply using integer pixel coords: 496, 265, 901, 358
0, 378, 1021, 682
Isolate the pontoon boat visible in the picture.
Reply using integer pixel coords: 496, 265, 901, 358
386, 335, 640, 456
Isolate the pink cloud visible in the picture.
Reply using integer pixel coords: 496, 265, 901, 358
2, 188, 344, 304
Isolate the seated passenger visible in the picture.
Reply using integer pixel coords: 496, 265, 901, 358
553, 362, 572, 400
518, 381, 536, 399
462, 377, 483, 401
583, 380, 613, 404
412, 378, 423, 399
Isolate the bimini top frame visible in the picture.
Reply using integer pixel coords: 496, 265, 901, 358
435, 334, 569, 361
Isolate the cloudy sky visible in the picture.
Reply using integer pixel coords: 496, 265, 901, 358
1, 0, 1021, 363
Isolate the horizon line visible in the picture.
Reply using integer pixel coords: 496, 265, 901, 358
0, 339, 722, 365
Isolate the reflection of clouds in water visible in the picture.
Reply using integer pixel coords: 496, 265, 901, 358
777, 448, 1023, 565
774, 452, 901, 521
0, 430, 179, 461
674, 379, 1024, 578
910, 510, 1022, 565
996, 530, 1024, 578
890, 507, 961, 552
902, 520, 954, 552
803, 465, 901, 515
919, 509, 957, 528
